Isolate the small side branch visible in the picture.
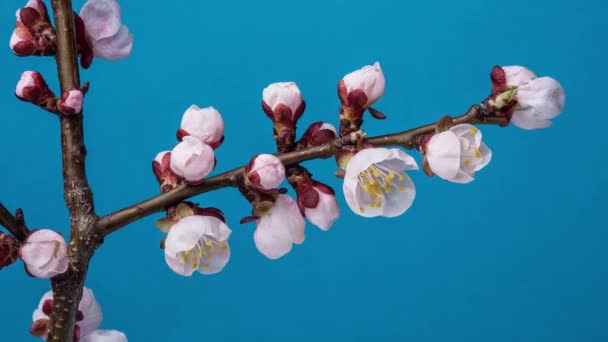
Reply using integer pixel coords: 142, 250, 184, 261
0, 203, 29, 241
96, 105, 507, 236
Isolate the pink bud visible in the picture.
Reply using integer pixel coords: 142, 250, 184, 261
301, 121, 337, 147
10, 2, 55, 57
57, 89, 84, 115
20, 229, 68, 279
296, 181, 340, 231
15, 71, 55, 105
178, 105, 225, 148
262, 82, 305, 124
170, 137, 215, 184
338, 62, 385, 109
245, 154, 285, 191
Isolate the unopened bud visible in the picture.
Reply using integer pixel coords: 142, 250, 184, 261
15, 71, 55, 106
300, 122, 337, 148
178, 105, 224, 148
57, 89, 84, 115
244, 154, 285, 191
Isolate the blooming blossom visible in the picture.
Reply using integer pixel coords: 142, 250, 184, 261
254, 195, 305, 259
20, 229, 68, 279
170, 136, 215, 183
491, 65, 565, 130
245, 154, 285, 191
338, 62, 385, 109
178, 105, 225, 148
297, 181, 339, 231
79, 0, 133, 64
343, 148, 418, 218
424, 124, 492, 183
164, 215, 231, 276
262, 82, 305, 123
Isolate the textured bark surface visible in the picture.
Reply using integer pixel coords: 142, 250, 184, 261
47, 1, 98, 341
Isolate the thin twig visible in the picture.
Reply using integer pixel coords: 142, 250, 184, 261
0, 203, 29, 241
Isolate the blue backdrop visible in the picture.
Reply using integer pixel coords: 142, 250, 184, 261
1, 0, 606, 341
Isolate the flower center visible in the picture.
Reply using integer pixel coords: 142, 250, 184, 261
177, 236, 228, 271
357, 163, 406, 212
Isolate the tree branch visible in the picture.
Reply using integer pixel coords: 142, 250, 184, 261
48, 1, 99, 341
96, 105, 508, 236
0, 203, 29, 242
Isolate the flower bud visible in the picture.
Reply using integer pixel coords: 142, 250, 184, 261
57, 89, 84, 115
296, 181, 339, 231
262, 82, 305, 124
10, 1, 56, 57
15, 71, 55, 106
244, 154, 285, 191
170, 137, 215, 184
0, 232, 19, 271
177, 105, 225, 148
152, 151, 180, 192
338, 62, 385, 110
300, 122, 337, 148
20, 229, 68, 279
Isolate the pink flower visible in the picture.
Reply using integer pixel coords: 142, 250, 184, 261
338, 62, 385, 109
57, 89, 84, 115
491, 65, 566, 130
343, 148, 418, 218
170, 136, 215, 184
164, 215, 231, 276
81, 330, 127, 342
254, 195, 305, 259
262, 82, 305, 124
296, 181, 339, 231
15, 71, 55, 105
79, 0, 133, 63
178, 105, 224, 149
20, 229, 68, 279
245, 154, 285, 191
424, 124, 492, 183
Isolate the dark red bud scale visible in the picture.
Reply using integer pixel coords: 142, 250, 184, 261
490, 65, 507, 95
368, 107, 386, 120
74, 13, 94, 69
176, 129, 189, 141
42, 299, 53, 316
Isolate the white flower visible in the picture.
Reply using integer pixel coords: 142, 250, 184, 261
343, 148, 418, 218
179, 105, 224, 148
245, 154, 285, 191
20, 229, 68, 279
254, 195, 305, 259
164, 215, 231, 276
170, 136, 215, 183
33, 287, 103, 337
340, 62, 385, 108
81, 330, 127, 342
299, 182, 340, 231
80, 0, 133, 60
512, 77, 565, 130
425, 124, 492, 183
262, 82, 304, 121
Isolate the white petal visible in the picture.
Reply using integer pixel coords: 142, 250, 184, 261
304, 190, 339, 231
425, 131, 461, 180
502, 65, 538, 87
21, 229, 68, 279
197, 242, 230, 275
165, 216, 214, 256
450, 170, 475, 184
170, 136, 215, 182
164, 253, 195, 276
342, 62, 386, 107
78, 288, 103, 337
249, 154, 285, 190
449, 124, 481, 146
80, 0, 122, 40
180, 105, 224, 145
344, 148, 393, 179
262, 82, 303, 114
93, 25, 133, 60
254, 195, 304, 259
32, 290, 54, 321
381, 173, 416, 217
81, 329, 127, 342
513, 77, 565, 130
474, 142, 492, 172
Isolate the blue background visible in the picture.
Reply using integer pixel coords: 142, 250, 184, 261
1, 0, 606, 341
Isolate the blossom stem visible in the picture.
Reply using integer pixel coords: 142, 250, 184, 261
0, 203, 29, 241
47, 1, 99, 341
96, 105, 508, 236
